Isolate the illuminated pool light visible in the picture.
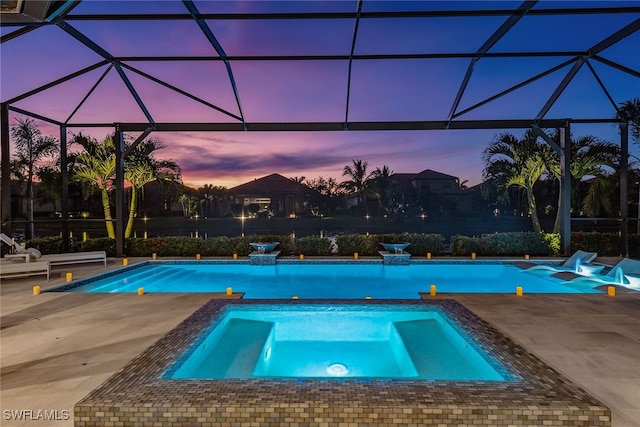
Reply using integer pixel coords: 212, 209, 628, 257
326, 363, 349, 376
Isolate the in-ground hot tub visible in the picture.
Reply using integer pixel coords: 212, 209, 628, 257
168, 307, 507, 380
74, 300, 610, 427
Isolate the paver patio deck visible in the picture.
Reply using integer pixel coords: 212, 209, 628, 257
1, 257, 638, 426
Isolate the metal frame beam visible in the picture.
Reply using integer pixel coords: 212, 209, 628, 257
592, 55, 640, 79
60, 125, 69, 252
114, 125, 126, 258
560, 124, 571, 256
536, 17, 640, 122
119, 62, 242, 122
620, 121, 629, 257
55, 7, 640, 22
447, 1, 537, 125
105, 119, 568, 133
1, 103, 11, 246
182, 0, 246, 129
453, 58, 577, 120
344, 0, 363, 129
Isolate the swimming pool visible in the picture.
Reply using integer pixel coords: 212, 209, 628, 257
64, 260, 601, 296
168, 305, 508, 380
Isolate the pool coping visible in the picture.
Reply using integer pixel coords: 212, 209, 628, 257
74, 299, 610, 426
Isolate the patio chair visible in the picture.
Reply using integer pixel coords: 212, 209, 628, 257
0, 260, 50, 280
1, 233, 107, 266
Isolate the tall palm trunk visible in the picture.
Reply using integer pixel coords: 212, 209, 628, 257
553, 191, 562, 233
125, 188, 137, 238
26, 176, 35, 239
526, 187, 542, 232
101, 189, 115, 238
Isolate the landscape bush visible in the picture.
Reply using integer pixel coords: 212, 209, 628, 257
450, 232, 560, 256
294, 236, 332, 256
20, 231, 637, 258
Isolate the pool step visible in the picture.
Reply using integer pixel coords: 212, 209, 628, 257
200, 319, 274, 378
393, 319, 503, 380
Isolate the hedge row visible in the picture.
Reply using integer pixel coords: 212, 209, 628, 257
22, 232, 638, 258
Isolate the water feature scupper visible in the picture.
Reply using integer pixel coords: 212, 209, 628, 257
380, 242, 410, 254
249, 242, 280, 254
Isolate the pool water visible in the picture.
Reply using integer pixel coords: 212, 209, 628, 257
69, 262, 600, 297
168, 306, 508, 380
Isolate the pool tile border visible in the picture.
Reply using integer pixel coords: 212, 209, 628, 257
75, 299, 610, 426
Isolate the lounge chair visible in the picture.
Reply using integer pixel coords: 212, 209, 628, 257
601, 258, 640, 288
0, 260, 50, 280
566, 257, 640, 290
522, 250, 599, 275
1, 233, 107, 266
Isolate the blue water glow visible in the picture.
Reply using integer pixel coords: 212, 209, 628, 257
70, 261, 601, 296
167, 305, 509, 380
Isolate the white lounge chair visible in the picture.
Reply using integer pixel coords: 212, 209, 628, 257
1, 233, 107, 266
567, 257, 640, 290
523, 250, 599, 275
0, 260, 50, 280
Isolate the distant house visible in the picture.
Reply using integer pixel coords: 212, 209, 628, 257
391, 169, 472, 213
229, 173, 320, 217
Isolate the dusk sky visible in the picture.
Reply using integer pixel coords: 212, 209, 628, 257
2, 0, 639, 189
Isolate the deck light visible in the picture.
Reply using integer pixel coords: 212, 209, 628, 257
65, 272, 72, 282
430, 284, 436, 296
138, 287, 144, 296
226, 287, 233, 296
516, 286, 523, 296
33, 285, 41, 296
607, 286, 616, 296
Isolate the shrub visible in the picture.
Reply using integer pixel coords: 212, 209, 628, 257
82, 237, 118, 256
405, 233, 446, 255
335, 234, 378, 256
570, 232, 632, 256
450, 235, 480, 256
294, 236, 332, 256
24, 236, 78, 254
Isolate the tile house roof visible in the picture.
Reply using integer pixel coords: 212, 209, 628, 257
412, 169, 459, 181
229, 173, 315, 195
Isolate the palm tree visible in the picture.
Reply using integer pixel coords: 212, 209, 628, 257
342, 159, 374, 208
615, 97, 640, 144
289, 176, 307, 184
546, 132, 619, 232
10, 118, 59, 239
483, 130, 551, 232
123, 139, 180, 238
370, 165, 396, 214
72, 134, 117, 238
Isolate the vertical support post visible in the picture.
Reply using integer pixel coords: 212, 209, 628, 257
60, 126, 69, 252
1, 103, 11, 252
560, 123, 572, 256
620, 121, 629, 257
114, 125, 126, 258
